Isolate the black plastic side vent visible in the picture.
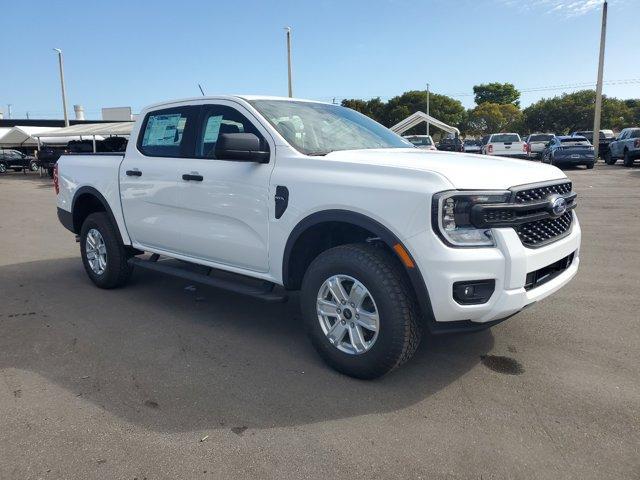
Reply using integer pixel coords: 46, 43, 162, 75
275, 186, 289, 219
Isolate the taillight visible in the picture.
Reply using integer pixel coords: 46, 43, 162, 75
524, 143, 530, 153
53, 164, 59, 194
488, 144, 493, 154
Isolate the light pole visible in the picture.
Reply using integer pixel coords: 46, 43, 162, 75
426, 83, 430, 136
285, 27, 293, 98
53, 48, 69, 127
592, 1, 607, 159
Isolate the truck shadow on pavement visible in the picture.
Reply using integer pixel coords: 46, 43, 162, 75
0, 257, 494, 433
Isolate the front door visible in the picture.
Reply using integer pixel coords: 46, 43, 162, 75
120, 101, 275, 273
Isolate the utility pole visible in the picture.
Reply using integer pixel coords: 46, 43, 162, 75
285, 27, 293, 98
7, 104, 12, 119
592, 1, 607, 159
426, 84, 430, 136
53, 48, 69, 127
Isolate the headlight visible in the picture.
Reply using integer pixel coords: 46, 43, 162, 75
432, 191, 511, 247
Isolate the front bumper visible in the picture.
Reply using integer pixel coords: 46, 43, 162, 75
406, 212, 581, 327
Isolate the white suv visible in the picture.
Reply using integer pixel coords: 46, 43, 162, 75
56, 96, 581, 378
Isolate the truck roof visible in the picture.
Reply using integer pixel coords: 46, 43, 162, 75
145, 95, 330, 111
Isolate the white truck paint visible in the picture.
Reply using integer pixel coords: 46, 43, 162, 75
56, 96, 581, 378
483, 132, 528, 159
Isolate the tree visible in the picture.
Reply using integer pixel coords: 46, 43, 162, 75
466, 103, 523, 135
473, 82, 521, 106
341, 90, 466, 136
341, 97, 385, 123
382, 90, 466, 131
523, 90, 635, 134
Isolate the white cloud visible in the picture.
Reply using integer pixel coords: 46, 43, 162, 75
499, 0, 610, 17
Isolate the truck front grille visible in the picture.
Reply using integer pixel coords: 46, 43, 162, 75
515, 211, 573, 247
514, 181, 572, 203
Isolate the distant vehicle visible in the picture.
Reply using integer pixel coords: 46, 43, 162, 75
37, 146, 66, 177
437, 136, 463, 152
403, 135, 436, 150
541, 136, 595, 169
571, 129, 615, 158
524, 133, 555, 159
0, 149, 38, 173
482, 133, 527, 159
605, 127, 640, 167
463, 139, 482, 154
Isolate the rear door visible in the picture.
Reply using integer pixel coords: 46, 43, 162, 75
120, 105, 200, 254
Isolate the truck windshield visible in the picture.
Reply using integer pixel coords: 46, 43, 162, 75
249, 100, 411, 156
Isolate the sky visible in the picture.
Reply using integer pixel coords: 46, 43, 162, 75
1, 0, 638, 119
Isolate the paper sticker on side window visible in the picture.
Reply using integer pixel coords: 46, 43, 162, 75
142, 114, 186, 146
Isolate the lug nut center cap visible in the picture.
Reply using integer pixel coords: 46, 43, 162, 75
343, 308, 353, 320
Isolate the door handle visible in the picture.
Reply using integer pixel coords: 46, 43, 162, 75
126, 170, 142, 177
182, 173, 203, 182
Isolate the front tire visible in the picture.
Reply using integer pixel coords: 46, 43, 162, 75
586, 162, 594, 169
604, 150, 616, 165
80, 212, 133, 289
0, 163, 6, 174
301, 244, 421, 379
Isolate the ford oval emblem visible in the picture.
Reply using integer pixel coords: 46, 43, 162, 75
549, 195, 567, 217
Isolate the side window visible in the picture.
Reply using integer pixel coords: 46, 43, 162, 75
197, 105, 264, 158
631, 130, 640, 139
138, 106, 197, 157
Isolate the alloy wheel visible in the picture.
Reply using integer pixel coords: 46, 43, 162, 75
316, 274, 380, 355
85, 228, 107, 275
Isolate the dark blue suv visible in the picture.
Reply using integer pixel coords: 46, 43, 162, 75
541, 136, 595, 169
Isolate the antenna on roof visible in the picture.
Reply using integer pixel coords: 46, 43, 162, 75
198, 84, 206, 96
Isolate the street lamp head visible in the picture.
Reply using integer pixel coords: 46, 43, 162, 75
53, 48, 62, 54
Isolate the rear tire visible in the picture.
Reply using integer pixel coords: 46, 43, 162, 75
623, 150, 634, 167
604, 150, 616, 165
301, 244, 422, 379
80, 212, 133, 289
0, 163, 6, 174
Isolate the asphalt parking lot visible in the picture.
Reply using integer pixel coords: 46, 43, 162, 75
1, 165, 638, 479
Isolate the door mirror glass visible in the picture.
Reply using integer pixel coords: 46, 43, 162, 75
215, 133, 270, 163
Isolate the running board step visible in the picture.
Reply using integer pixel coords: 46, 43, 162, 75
128, 257, 288, 303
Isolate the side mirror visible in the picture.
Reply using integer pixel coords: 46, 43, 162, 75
215, 133, 270, 163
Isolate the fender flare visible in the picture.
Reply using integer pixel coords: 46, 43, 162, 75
71, 186, 124, 242
282, 209, 436, 326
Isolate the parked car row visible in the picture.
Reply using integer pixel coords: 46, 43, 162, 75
0, 149, 39, 174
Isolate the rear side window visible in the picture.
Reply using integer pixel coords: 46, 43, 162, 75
630, 130, 640, 139
529, 134, 553, 142
491, 134, 520, 143
138, 106, 198, 157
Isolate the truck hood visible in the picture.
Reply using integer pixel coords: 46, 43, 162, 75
324, 148, 566, 190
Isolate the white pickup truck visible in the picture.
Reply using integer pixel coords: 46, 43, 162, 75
56, 96, 581, 379
482, 133, 528, 159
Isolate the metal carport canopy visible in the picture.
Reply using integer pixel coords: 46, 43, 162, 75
0, 126, 58, 147
32, 122, 134, 138
390, 111, 460, 136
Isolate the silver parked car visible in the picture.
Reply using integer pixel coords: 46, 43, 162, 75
524, 133, 554, 159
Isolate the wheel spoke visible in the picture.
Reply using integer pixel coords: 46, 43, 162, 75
348, 281, 367, 308
356, 310, 378, 332
327, 277, 348, 304
326, 321, 347, 346
317, 298, 339, 316
348, 325, 367, 353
